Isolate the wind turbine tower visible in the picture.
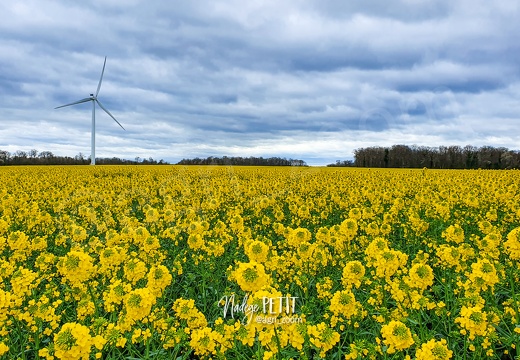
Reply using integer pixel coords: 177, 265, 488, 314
55, 56, 125, 165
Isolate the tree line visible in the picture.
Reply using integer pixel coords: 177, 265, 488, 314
0, 149, 168, 165
329, 145, 520, 169
0, 150, 307, 167
177, 156, 307, 166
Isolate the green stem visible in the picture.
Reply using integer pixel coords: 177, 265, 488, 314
273, 325, 282, 360
145, 335, 150, 359
87, 283, 101, 317
508, 267, 520, 353
34, 321, 41, 360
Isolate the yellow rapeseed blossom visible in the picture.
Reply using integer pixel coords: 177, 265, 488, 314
10, 267, 40, 299
54, 322, 105, 360
123, 257, 148, 284
342, 260, 365, 288
57, 250, 96, 286
0, 342, 8, 356
147, 264, 173, 296
231, 261, 270, 292
442, 224, 465, 244
124, 287, 156, 323
415, 338, 453, 360
504, 227, 520, 260
245, 239, 270, 263
340, 218, 358, 240
455, 305, 489, 340
287, 227, 312, 247
373, 249, 408, 280
307, 322, 340, 358
467, 258, 499, 292
190, 326, 218, 356
380, 320, 415, 354
329, 289, 360, 319
407, 263, 434, 290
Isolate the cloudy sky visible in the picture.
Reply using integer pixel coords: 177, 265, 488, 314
1, 0, 519, 165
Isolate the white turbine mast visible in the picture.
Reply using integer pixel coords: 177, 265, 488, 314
55, 56, 125, 165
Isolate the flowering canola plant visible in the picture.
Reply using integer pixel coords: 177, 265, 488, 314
0, 165, 520, 359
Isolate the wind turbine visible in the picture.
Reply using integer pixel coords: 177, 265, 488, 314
55, 56, 125, 165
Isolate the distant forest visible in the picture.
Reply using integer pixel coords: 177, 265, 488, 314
177, 156, 308, 166
329, 145, 520, 169
2, 146, 519, 169
0, 150, 307, 167
0, 150, 167, 165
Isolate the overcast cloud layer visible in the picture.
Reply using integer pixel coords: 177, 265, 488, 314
1, 0, 519, 165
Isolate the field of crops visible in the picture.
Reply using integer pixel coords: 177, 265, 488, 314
1, 165, 519, 359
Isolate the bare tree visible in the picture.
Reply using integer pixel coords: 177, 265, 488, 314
0, 150, 10, 165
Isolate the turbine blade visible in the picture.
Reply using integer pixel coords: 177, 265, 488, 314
55, 97, 92, 109
95, 56, 107, 97
96, 99, 125, 130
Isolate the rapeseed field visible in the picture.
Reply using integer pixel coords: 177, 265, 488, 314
0, 165, 519, 359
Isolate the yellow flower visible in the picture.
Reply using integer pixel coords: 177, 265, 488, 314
364, 237, 389, 262
2, 160, 520, 359
229, 214, 245, 233
99, 246, 126, 273
133, 226, 151, 243
348, 208, 362, 220
103, 323, 126, 347
381, 320, 414, 354
342, 260, 365, 288
365, 221, 380, 236
57, 250, 96, 286
172, 298, 208, 330
103, 280, 131, 312
316, 277, 334, 300
142, 235, 161, 253
7, 231, 31, 261
0, 289, 12, 321
10, 267, 40, 299
307, 322, 340, 358
190, 327, 218, 356
147, 264, 173, 296
296, 241, 315, 261
504, 227, 520, 260
373, 249, 408, 280
329, 289, 360, 319
38, 348, 52, 359
468, 258, 499, 292
340, 218, 358, 240
124, 287, 156, 322
476, 232, 501, 258
455, 305, 489, 340
407, 263, 434, 290
415, 338, 453, 360
144, 207, 159, 223
245, 240, 270, 263
0, 342, 8, 356
287, 227, 312, 247
478, 220, 494, 234
232, 261, 270, 292
263, 350, 275, 360
436, 244, 462, 270
187, 234, 204, 250
54, 322, 93, 360
442, 224, 465, 244
69, 224, 88, 243
124, 258, 147, 284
